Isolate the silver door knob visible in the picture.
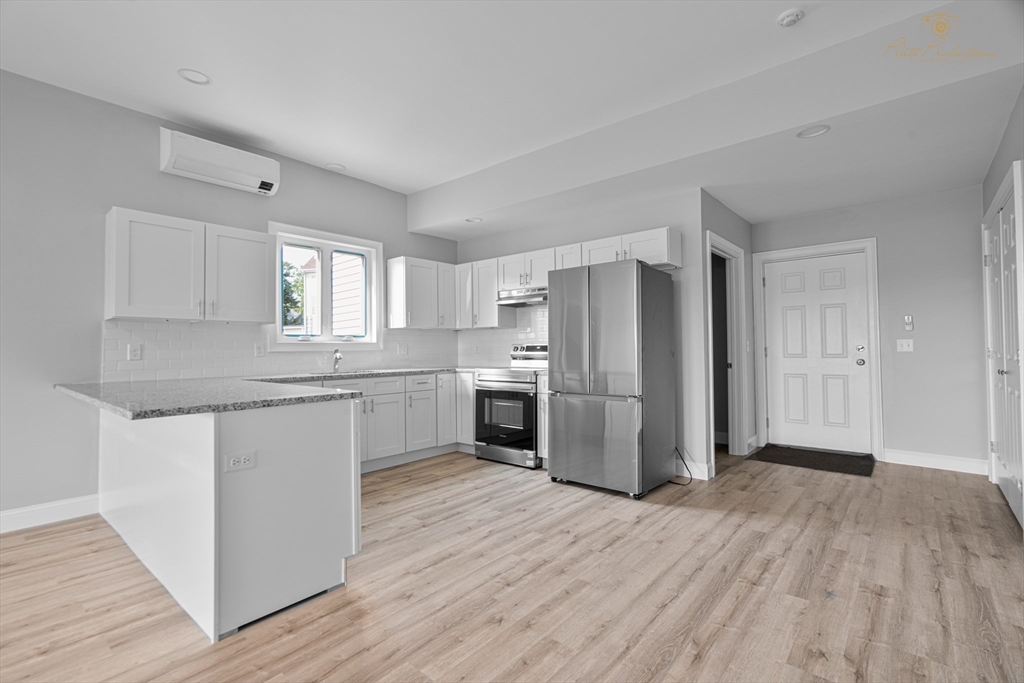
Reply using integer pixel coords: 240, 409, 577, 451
999, 369, 1009, 375
856, 359, 866, 366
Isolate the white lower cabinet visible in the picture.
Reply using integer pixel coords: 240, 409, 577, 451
437, 373, 457, 445
456, 371, 475, 446
367, 392, 406, 460
406, 390, 437, 452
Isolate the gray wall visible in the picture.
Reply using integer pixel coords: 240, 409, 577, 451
0, 71, 457, 511
983, 85, 1024, 213
752, 184, 986, 461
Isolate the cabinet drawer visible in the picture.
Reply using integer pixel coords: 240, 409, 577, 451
405, 374, 437, 392
365, 376, 406, 396
323, 378, 366, 393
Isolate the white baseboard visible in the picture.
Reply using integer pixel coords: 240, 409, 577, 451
884, 449, 988, 476
0, 494, 98, 534
677, 459, 710, 481
747, 435, 758, 453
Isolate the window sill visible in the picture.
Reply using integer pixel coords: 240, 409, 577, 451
269, 338, 384, 353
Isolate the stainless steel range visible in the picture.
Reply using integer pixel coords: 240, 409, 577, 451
475, 344, 547, 469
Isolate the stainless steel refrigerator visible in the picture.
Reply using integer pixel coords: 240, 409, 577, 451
548, 259, 676, 498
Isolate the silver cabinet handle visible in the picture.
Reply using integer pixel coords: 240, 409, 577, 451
440, 313, 443, 325
408, 395, 413, 408
406, 311, 411, 326
615, 250, 620, 261
362, 401, 366, 414
198, 299, 203, 317
370, 399, 374, 413
623, 249, 628, 259
209, 300, 215, 318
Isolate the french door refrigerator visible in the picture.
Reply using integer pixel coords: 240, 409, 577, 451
548, 259, 676, 498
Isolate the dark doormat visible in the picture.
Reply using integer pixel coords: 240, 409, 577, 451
750, 443, 875, 477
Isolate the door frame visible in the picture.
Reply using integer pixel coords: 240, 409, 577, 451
704, 232, 748, 478
752, 238, 884, 459
982, 160, 1024, 484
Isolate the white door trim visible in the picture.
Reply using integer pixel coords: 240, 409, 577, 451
753, 238, 884, 459
982, 160, 1023, 485
704, 231, 748, 479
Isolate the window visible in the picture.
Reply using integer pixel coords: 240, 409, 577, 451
269, 222, 383, 350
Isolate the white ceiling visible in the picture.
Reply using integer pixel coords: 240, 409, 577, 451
1, 0, 948, 195
2, 0, 1021, 240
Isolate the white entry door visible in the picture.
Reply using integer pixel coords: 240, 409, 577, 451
986, 199, 1024, 528
764, 252, 871, 452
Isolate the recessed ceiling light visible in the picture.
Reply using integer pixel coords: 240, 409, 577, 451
777, 8, 805, 28
465, 217, 483, 223
325, 163, 347, 173
177, 68, 211, 85
796, 124, 830, 139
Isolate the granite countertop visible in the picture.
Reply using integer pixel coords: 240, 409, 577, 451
252, 368, 457, 383
55, 377, 360, 421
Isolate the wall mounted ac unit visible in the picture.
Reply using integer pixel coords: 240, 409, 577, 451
159, 127, 280, 196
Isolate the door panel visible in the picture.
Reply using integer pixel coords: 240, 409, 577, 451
205, 224, 275, 323
498, 254, 527, 290
548, 267, 589, 394
367, 393, 405, 460
582, 236, 621, 265
999, 206, 1024, 526
555, 244, 582, 270
437, 263, 456, 329
525, 248, 556, 287
473, 259, 500, 327
589, 261, 640, 397
407, 259, 437, 328
765, 253, 871, 452
455, 263, 473, 329
548, 394, 640, 494
622, 228, 667, 264
406, 390, 437, 452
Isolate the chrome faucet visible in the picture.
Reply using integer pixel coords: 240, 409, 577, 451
333, 348, 344, 373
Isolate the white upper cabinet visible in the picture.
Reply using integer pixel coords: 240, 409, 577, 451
497, 253, 527, 290
554, 244, 582, 271
472, 259, 517, 329
437, 262, 456, 329
621, 227, 682, 268
524, 248, 556, 287
105, 207, 272, 322
455, 263, 473, 329
204, 223, 275, 323
387, 256, 438, 329
581, 235, 622, 265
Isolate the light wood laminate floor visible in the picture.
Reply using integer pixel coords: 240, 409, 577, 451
1, 452, 1022, 682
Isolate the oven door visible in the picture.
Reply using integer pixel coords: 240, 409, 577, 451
475, 387, 536, 457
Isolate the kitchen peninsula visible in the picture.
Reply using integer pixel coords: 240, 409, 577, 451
55, 377, 362, 642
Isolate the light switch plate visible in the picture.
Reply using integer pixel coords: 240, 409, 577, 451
897, 339, 914, 352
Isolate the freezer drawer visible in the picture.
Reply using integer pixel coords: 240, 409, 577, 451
548, 393, 641, 495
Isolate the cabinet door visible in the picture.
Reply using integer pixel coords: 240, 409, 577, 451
622, 227, 668, 266
581, 236, 622, 265
407, 258, 438, 329
204, 224, 275, 323
355, 398, 369, 462
537, 374, 549, 462
455, 263, 473, 330
437, 263, 456, 329
367, 393, 406, 460
456, 372, 476, 445
105, 208, 205, 320
406, 390, 438, 452
472, 259, 516, 328
555, 244, 583, 270
437, 374, 457, 445
525, 248, 556, 287
498, 254, 527, 290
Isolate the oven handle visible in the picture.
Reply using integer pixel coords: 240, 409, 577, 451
474, 381, 536, 393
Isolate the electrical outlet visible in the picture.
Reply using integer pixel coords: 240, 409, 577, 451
397, 343, 408, 355
896, 339, 914, 352
253, 342, 266, 357
224, 451, 257, 472
127, 343, 142, 361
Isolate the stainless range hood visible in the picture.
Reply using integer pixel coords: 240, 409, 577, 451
496, 286, 548, 307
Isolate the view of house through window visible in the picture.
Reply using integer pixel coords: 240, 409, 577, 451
281, 244, 322, 337
280, 241, 371, 341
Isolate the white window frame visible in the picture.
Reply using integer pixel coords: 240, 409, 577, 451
269, 221, 384, 351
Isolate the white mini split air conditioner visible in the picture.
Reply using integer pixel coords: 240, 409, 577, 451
159, 127, 280, 196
